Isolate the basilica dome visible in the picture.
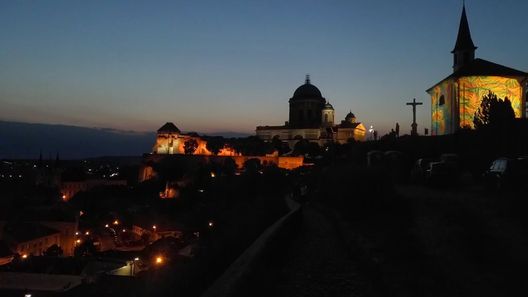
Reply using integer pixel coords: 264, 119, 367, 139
345, 111, 356, 123
291, 75, 323, 100
323, 101, 334, 110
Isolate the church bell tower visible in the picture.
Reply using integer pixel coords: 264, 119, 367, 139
452, 4, 477, 72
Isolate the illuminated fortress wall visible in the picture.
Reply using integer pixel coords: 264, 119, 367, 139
458, 76, 523, 128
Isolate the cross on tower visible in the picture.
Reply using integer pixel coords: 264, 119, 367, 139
406, 98, 423, 136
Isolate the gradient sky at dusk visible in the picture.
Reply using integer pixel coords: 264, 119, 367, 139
1, 0, 527, 135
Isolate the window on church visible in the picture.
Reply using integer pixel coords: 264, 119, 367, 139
439, 95, 445, 106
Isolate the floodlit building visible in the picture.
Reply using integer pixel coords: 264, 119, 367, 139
427, 4, 528, 135
256, 75, 366, 147
153, 122, 223, 155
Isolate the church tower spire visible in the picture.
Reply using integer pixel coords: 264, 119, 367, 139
452, 3, 477, 71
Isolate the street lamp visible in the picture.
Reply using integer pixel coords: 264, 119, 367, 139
155, 256, 164, 265
131, 257, 140, 276
368, 125, 375, 140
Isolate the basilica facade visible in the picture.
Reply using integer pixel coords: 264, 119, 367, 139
256, 75, 366, 147
427, 5, 528, 135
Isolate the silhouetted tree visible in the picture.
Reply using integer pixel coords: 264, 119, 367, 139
43, 244, 63, 257
153, 157, 196, 182
205, 136, 225, 155
271, 135, 290, 155
293, 139, 321, 157
473, 91, 515, 129
243, 158, 262, 175
74, 240, 96, 257
233, 136, 273, 156
184, 139, 198, 155
222, 157, 237, 176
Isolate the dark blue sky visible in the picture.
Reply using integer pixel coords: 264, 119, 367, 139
1, 0, 527, 135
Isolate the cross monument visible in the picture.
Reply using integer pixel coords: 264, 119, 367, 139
406, 98, 423, 136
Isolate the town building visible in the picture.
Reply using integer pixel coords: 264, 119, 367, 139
60, 179, 127, 201
427, 4, 528, 135
256, 75, 367, 147
1, 222, 61, 257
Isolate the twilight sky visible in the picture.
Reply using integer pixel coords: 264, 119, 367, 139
1, 0, 527, 135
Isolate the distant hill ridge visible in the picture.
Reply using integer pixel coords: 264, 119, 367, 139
0, 121, 250, 159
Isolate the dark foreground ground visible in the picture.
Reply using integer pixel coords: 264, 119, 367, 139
254, 179, 528, 297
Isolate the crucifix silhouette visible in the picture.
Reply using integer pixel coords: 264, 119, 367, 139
406, 98, 422, 136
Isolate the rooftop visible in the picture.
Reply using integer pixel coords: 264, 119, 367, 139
427, 58, 528, 91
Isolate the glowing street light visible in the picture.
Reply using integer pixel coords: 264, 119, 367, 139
76, 239, 81, 244
122, 229, 126, 233
155, 256, 164, 265
208, 221, 214, 228
85, 231, 90, 236
152, 225, 157, 231
210, 172, 216, 178
105, 224, 109, 228
21, 254, 28, 259
113, 220, 119, 225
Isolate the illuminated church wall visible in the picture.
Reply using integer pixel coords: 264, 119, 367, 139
458, 76, 523, 128
430, 80, 454, 135
430, 76, 523, 134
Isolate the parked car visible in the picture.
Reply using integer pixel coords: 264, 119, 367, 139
410, 158, 434, 183
367, 150, 384, 168
425, 161, 450, 186
440, 153, 460, 173
483, 157, 527, 190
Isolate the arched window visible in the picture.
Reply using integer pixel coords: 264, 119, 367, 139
439, 95, 445, 106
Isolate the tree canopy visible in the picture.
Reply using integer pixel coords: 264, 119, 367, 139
473, 91, 515, 129
205, 136, 225, 155
184, 138, 198, 155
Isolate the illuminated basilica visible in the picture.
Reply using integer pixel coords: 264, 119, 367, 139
427, 5, 528, 135
256, 75, 366, 147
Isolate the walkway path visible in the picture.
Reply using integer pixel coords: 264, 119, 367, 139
256, 202, 368, 297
